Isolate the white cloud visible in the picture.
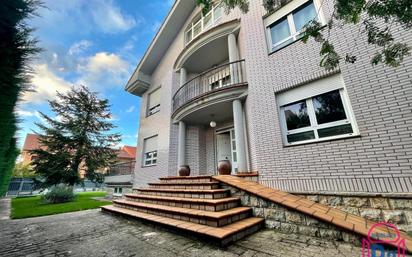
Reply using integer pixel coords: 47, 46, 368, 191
68, 40, 93, 55
34, 0, 138, 35
77, 52, 130, 89
23, 64, 72, 104
126, 105, 135, 113
91, 0, 137, 33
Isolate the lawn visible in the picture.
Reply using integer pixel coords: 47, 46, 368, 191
11, 191, 111, 219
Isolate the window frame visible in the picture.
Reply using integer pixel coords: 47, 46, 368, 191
264, 0, 325, 54
146, 87, 161, 117
143, 150, 157, 167
113, 187, 123, 196
184, 4, 222, 45
142, 135, 158, 167
278, 87, 359, 146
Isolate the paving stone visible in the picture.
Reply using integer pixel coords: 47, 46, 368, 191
0, 209, 391, 257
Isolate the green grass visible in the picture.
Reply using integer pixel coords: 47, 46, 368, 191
11, 191, 111, 219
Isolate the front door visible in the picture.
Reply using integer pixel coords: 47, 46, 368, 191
216, 133, 231, 162
216, 129, 238, 173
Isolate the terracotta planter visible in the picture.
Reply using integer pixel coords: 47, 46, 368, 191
217, 160, 232, 175
178, 165, 191, 176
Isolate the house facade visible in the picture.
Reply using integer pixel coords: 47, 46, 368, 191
125, 0, 412, 196
104, 145, 137, 197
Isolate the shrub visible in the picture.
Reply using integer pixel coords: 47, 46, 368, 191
41, 184, 75, 204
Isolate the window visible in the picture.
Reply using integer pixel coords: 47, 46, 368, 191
147, 87, 161, 116
208, 66, 231, 90
185, 4, 222, 45
143, 135, 158, 166
264, 0, 324, 53
114, 187, 123, 196
277, 74, 358, 145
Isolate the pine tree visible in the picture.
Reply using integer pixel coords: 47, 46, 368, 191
0, 0, 41, 196
31, 86, 121, 187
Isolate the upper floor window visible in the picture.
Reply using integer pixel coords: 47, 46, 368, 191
185, 4, 222, 45
264, 0, 324, 53
276, 74, 359, 145
147, 87, 161, 117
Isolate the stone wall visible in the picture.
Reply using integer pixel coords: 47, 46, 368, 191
297, 193, 412, 233
222, 184, 362, 245
223, 183, 412, 245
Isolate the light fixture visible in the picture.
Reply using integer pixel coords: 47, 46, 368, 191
210, 114, 216, 128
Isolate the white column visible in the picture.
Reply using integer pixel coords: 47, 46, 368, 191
177, 121, 186, 167
228, 33, 240, 84
180, 67, 187, 87
177, 67, 187, 168
233, 99, 247, 172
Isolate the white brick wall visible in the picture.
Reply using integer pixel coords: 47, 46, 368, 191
132, 0, 412, 193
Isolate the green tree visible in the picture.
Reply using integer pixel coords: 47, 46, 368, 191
197, 0, 411, 70
12, 162, 36, 178
0, 0, 41, 196
31, 86, 121, 187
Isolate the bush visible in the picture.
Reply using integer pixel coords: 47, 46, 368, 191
41, 184, 75, 204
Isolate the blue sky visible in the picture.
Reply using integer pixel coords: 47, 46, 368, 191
16, 0, 173, 148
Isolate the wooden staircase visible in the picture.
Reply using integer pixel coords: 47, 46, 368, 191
102, 175, 264, 246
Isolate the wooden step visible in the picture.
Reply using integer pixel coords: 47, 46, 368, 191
134, 188, 230, 199
124, 194, 240, 211
159, 175, 213, 183
102, 205, 264, 246
148, 181, 220, 190
113, 199, 252, 227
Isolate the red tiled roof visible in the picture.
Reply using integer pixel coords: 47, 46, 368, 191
117, 145, 137, 159
22, 134, 41, 151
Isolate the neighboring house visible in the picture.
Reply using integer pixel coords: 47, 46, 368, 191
125, 0, 411, 209
20, 134, 137, 195
104, 145, 137, 197
21, 133, 41, 165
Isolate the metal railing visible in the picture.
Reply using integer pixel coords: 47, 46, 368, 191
172, 59, 246, 113
106, 161, 135, 176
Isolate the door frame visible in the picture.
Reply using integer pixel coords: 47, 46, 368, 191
215, 127, 237, 173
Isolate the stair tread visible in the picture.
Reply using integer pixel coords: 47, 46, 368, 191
159, 175, 212, 180
137, 188, 229, 193
125, 194, 240, 204
149, 182, 220, 186
113, 199, 251, 219
102, 205, 264, 239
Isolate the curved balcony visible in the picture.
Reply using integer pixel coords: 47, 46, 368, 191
172, 59, 247, 116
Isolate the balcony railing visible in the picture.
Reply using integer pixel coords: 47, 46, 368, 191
172, 59, 246, 113
106, 161, 135, 176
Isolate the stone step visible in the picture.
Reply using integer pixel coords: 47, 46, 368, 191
113, 199, 252, 227
134, 188, 230, 199
158, 175, 213, 183
102, 205, 264, 246
124, 194, 240, 211
148, 182, 220, 190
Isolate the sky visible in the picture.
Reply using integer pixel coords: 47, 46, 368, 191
16, 0, 173, 149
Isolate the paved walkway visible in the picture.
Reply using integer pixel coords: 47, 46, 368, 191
0, 198, 11, 220
0, 209, 385, 257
